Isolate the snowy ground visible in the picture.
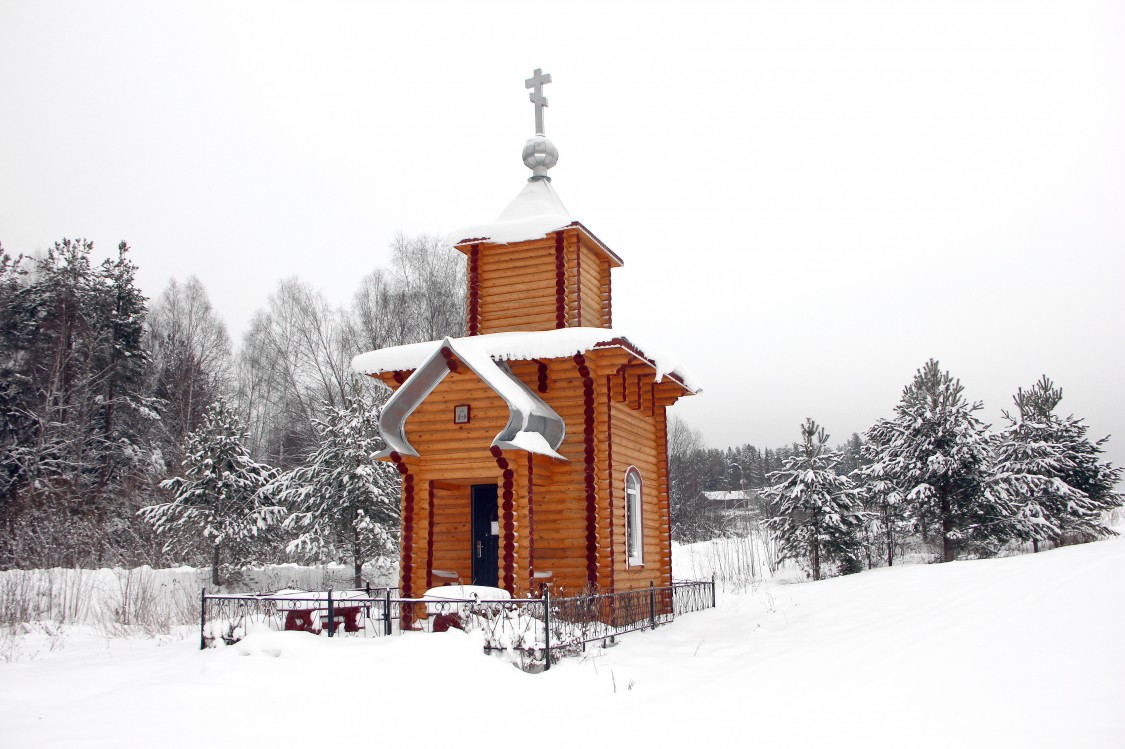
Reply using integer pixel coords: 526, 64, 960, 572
2, 539, 1123, 748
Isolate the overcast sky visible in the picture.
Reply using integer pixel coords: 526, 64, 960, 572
2, 1, 1123, 467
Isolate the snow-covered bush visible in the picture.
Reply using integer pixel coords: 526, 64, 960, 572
673, 530, 777, 591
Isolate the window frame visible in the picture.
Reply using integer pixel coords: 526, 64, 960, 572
624, 467, 643, 567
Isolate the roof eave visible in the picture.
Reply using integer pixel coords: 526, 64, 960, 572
454, 222, 624, 268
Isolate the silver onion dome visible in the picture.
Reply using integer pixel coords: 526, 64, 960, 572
522, 134, 558, 181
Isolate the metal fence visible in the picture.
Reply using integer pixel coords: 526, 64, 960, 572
200, 578, 716, 671
199, 587, 400, 648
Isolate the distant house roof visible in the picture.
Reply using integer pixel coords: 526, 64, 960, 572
702, 490, 757, 502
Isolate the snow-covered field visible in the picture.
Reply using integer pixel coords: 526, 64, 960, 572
2, 538, 1123, 748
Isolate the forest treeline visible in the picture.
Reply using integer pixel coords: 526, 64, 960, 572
670, 363, 1123, 580
2, 236, 1120, 583
0, 235, 463, 576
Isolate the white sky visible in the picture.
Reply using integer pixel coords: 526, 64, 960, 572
2, 1, 1123, 467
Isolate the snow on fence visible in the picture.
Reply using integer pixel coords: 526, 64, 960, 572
200, 579, 716, 671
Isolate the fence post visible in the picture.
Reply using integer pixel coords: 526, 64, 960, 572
384, 588, 392, 636
711, 574, 716, 609
327, 588, 334, 638
543, 588, 551, 672
649, 581, 656, 629
199, 587, 206, 651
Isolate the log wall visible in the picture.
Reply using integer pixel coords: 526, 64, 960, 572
609, 398, 664, 590
383, 332, 677, 600
511, 358, 602, 593
464, 227, 614, 335
429, 481, 471, 585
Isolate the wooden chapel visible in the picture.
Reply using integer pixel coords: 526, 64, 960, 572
352, 70, 698, 619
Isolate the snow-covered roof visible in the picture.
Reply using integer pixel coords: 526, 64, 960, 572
371, 335, 568, 460
446, 178, 573, 246
352, 327, 701, 394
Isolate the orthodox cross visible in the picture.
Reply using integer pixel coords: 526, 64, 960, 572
525, 68, 552, 135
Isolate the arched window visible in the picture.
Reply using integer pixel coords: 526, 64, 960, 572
625, 468, 643, 566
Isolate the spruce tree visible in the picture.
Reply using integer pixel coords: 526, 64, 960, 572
862, 359, 1013, 562
269, 387, 399, 587
140, 399, 281, 585
763, 419, 863, 580
994, 376, 1122, 550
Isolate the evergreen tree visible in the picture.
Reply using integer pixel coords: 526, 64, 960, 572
837, 433, 868, 476
90, 242, 156, 497
0, 239, 160, 566
994, 376, 1122, 550
763, 419, 863, 580
269, 387, 399, 587
0, 246, 30, 508
862, 359, 1014, 563
853, 457, 908, 567
140, 399, 281, 585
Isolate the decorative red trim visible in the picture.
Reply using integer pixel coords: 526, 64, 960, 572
536, 361, 549, 393
490, 446, 516, 594
574, 232, 582, 325
392, 371, 405, 385
425, 480, 435, 590
554, 231, 566, 329
605, 376, 615, 592
634, 375, 643, 411
390, 452, 416, 628
468, 244, 480, 336
527, 451, 535, 589
575, 353, 598, 587
440, 346, 458, 373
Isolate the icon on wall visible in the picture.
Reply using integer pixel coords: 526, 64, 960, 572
453, 404, 471, 424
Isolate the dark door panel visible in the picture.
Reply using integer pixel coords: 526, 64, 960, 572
470, 484, 499, 587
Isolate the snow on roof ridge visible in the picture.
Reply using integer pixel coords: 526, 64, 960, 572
352, 327, 701, 394
445, 179, 573, 246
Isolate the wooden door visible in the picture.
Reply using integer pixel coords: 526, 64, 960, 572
470, 484, 499, 587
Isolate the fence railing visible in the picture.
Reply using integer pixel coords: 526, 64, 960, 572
200, 578, 716, 671
199, 586, 401, 648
